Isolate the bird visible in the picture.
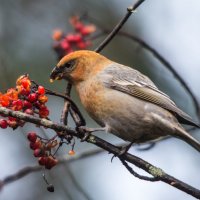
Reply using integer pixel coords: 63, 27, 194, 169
50, 50, 200, 152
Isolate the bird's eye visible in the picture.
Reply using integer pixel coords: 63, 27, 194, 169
62, 60, 75, 69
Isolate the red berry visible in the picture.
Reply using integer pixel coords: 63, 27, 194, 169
37, 86, 45, 95
21, 78, 31, 89
34, 148, 43, 157
0, 95, 10, 107
0, 119, 8, 129
80, 25, 96, 35
39, 106, 49, 118
30, 140, 42, 150
73, 34, 82, 42
66, 34, 77, 42
38, 157, 47, 165
77, 41, 87, 49
74, 22, 84, 31
28, 93, 38, 103
60, 40, 70, 50
27, 132, 37, 142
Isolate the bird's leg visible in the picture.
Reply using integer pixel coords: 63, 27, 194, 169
111, 142, 134, 162
76, 126, 107, 142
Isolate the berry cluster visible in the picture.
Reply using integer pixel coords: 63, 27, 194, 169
27, 132, 58, 169
52, 15, 96, 58
0, 75, 49, 129
0, 74, 76, 171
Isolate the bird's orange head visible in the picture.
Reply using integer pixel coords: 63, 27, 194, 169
50, 50, 111, 84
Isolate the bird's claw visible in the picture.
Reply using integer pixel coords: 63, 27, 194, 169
118, 142, 134, 157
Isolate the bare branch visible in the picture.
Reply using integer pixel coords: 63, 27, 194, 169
94, 0, 146, 53
119, 157, 159, 182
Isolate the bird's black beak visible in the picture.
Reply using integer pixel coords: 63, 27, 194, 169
49, 66, 63, 83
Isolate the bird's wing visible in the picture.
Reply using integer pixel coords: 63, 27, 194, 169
101, 63, 199, 127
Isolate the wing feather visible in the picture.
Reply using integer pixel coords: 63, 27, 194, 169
101, 63, 199, 127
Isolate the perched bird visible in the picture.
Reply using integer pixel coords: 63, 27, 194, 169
50, 50, 200, 152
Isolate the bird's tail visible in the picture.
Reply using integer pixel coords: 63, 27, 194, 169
175, 127, 200, 152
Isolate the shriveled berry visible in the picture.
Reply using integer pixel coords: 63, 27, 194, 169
47, 184, 54, 192
28, 93, 38, 103
0, 119, 8, 129
37, 86, 45, 95
27, 132, 37, 142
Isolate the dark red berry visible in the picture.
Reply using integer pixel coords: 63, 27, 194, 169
38, 157, 47, 165
28, 93, 38, 103
27, 132, 37, 142
30, 140, 42, 150
0, 119, 8, 129
24, 100, 32, 109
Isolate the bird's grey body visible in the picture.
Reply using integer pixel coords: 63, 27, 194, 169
75, 63, 200, 148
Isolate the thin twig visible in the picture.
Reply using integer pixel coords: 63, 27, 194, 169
45, 89, 85, 126
0, 148, 103, 191
119, 157, 159, 182
94, 0, 146, 53
60, 83, 72, 124
0, 107, 199, 199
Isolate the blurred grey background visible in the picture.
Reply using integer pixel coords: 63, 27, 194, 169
0, 0, 200, 200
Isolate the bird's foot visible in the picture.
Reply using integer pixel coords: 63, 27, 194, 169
76, 126, 106, 142
111, 142, 134, 162
118, 142, 134, 156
